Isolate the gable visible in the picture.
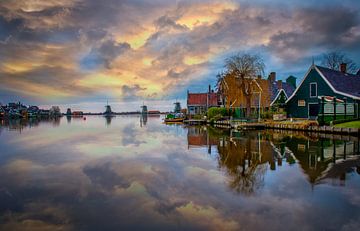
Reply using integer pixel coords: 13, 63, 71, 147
286, 66, 343, 104
270, 89, 288, 106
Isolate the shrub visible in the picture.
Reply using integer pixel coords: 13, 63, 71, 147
207, 107, 228, 120
192, 114, 203, 120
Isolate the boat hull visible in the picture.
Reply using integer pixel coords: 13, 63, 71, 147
164, 118, 184, 123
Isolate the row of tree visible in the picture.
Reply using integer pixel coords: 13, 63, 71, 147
216, 51, 358, 117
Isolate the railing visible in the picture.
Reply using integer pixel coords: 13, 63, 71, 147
318, 97, 359, 125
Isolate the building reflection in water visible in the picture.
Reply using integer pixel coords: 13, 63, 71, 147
278, 133, 360, 187
140, 114, 147, 127
0, 117, 63, 132
66, 115, 72, 124
0, 118, 43, 132
187, 126, 360, 194
105, 116, 113, 126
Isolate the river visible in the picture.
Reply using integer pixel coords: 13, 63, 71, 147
0, 115, 359, 231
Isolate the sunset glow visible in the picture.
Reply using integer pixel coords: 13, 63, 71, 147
0, 0, 359, 109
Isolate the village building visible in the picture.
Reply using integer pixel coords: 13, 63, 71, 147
286, 63, 360, 119
0, 105, 5, 117
219, 72, 296, 117
187, 85, 221, 115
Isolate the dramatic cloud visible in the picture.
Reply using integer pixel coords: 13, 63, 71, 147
0, 0, 359, 108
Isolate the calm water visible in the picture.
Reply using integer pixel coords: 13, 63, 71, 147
0, 116, 359, 231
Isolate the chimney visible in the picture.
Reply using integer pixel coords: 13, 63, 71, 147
257, 75, 262, 79
208, 85, 211, 93
268, 72, 276, 82
340, 63, 347, 73
286, 76, 297, 89
277, 80, 283, 89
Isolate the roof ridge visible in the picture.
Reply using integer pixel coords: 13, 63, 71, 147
316, 65, 358, 77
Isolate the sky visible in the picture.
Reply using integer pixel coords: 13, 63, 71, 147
0, 0, 360, 112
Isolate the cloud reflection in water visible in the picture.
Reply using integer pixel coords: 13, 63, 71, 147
0, 116, 359, 231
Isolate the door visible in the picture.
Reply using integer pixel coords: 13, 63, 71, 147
308, 103, 319, 118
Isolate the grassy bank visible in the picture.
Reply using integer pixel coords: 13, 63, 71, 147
334, 120, 360, 128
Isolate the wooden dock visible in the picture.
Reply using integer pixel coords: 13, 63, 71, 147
185, 118, 360, 136
212, 120, 266, 130
184, 119, 207, 125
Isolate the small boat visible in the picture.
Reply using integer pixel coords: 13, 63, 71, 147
164, 117, 184, 123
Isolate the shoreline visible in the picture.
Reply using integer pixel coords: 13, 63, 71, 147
183, 119, 360, 137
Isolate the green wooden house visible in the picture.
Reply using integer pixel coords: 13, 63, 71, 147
286, 63, 360, 120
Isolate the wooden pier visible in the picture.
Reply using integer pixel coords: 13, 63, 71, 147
184, 119, 207, 125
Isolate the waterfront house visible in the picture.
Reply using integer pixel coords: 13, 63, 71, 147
219, 72, 296, 116
187, 85, 221, 115
286, 63, 360, 119
5, 102, 28, 118
27, 106, 40, 117
39, 109, 50, 117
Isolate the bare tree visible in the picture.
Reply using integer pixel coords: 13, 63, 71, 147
224, 53, 265, 117
321, 51, 358, 74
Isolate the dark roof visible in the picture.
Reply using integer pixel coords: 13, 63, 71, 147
269, 82, 296, 102
187, 92, 219, 106
316, 65, 360, 99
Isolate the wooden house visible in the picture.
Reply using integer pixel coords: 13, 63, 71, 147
286, 63, 360, 119
187, 85, 221, 115
219, 72, 296, 115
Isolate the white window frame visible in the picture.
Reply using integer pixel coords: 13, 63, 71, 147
310, 82, 317, 98
298, 100, 306, 107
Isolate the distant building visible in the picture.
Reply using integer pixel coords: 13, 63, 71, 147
72, 111, 84, 116
148, 110, 160, 114
286, 63, 360, 119
0, 106, 5, 117
187, 85, 221, 115
39, 109, 50, 117
141, 105, 148, 115
173, 102, 182, 113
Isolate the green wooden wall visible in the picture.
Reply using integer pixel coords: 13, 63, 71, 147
286, 67, 356, 118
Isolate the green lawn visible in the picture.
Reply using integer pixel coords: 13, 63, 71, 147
334, 120, 360, 128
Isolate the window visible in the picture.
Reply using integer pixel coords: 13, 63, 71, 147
310, 83, 317, 98
298, 100, 306, 107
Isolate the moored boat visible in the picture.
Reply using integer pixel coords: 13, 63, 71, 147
164, 117, 184, 123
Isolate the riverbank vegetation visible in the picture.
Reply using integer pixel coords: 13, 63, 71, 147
334, 120, 360, 128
